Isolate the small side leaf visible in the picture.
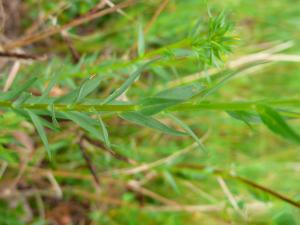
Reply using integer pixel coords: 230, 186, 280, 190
137, 20, 145, 57
50, 104, 60, 128
139, 83, 205, 115
120, 112, 186, 136
163, 171, 180, 194
62, 112, 104, 142
75, 75, 102, 103
256, 105, 300, 144
95, 112, 111, 148
168, 114, 206, 152
26, 110, 51, 157
102, 59, 157, 104
1, 77, 38, 101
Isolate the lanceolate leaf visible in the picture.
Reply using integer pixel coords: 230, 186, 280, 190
95, 112, 111, 148
102, 59, 157, 105
227, 110, 261, 129
137, 20, 145, 57
168, 114, 206, 152
26, 110, 51, 157
62, 112, 104, 142
120, 112, 186, 136
50, 104, 60, 128
1, 77, 38, 101
139, 83, 205, 115
156, 83, 205, 100
256, 105, 300, 144
75, 75, 102, 103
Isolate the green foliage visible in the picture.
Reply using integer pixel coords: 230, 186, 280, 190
1, 0, 300, 224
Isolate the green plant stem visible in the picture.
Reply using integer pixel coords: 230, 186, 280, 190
0, 98, 299, 113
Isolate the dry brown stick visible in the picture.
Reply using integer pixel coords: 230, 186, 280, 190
0, 0, 5, 34
127, 180, 179, 206
0, 51, 46, 60
84, 135, 136, 164
3, 61, 20, 92
3, 0, 136, 50
217, 176, 247, 219
78, 137, 100, 186
232, 174, 300, 208
61, 31, 81, 63
177, 164, 300, 209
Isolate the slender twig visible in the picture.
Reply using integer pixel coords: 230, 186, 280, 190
217, 176, 247, 219
107, 143, 199, 175
0, 0, 5, 34
143, 203, 224, 212
177, 164, 300, 208
231, 174, 300, 208
0, 52, 46, 61
84, 135, 136, 164
3, 0, 136, 50
61, 31, 81, 63
3, 61, 20, 92
46, 172, 63, 198
78, 137, 101, 186
127, 180, 179, 206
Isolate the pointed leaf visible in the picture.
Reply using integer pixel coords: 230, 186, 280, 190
137, 20, 145, 57
50, 104, 60, 128
256, 105, 300, 144
95, 112, 111, 148
1, 77, 37, 101
139, 83, 205, 115
168, 114, 206, 152
120, 112, 186, 136
62, 112, 104, 141
26, 110, 51, 157
163, 171, 180, 194
103, 59, 157, 104
75, 75, 102, 103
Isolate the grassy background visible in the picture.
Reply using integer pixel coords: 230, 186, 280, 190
0, 0, 300, 224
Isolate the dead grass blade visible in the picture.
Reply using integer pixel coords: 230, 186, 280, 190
3, 0, 136, 50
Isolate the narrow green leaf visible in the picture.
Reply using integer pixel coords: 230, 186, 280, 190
26, 110, 51, 158
137, 20, 145, 57
227, 111, 261, 124
1, 77, 37, 101
256, 105, 300, 144
12, 93, 32, 108
156, 83, 205, 100
168, 114, 206, 152
95, 112, 111, 148
75, 75, 102, 103
202, 70, 236, 98
62, 112, 104, 141
50, 104, 60, 128
103, 59, 157, 105
163, 171, 180, 194
139, 83, 205, 115
120, 112, 186, 136
227, 110, 261, 129
34, 75, 59, 103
